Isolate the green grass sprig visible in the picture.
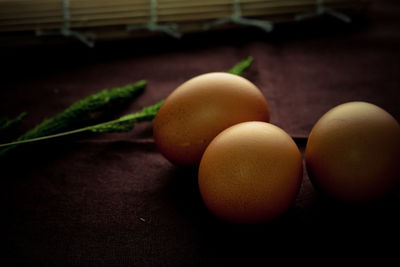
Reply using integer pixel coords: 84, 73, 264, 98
0, 80, 146, 155
0, 100, 164, 150
19, 80, 147, 139
0, 56, 254, 156
227, 56, 254, 75
90, 99, 165, 133
0, 112, 28, 135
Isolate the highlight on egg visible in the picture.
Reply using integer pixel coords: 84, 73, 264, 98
305, 101, 400, 203
198, 121, 303, 224
153, 72, 270, 166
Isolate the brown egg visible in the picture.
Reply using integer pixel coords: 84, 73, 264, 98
153, 72, 270, 166
198, 122, 303, 224
305, 102, 400, 203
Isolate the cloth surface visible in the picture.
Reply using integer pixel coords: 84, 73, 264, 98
1, 0, 399, 265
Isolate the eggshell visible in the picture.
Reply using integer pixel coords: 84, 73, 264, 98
153, 72, 270, 166
198, 121, 303, 224
305, 101, 400, 203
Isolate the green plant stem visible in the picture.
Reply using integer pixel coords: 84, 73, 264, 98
227, 56, 254, 75
0, 112, 28, 143
0, 100, 164, 150
17, 80, 147, 141
0, 80, 147, 156
0, 126, 90, 148
0, 112, 27, 134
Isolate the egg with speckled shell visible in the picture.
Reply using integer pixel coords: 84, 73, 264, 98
198, 121, 303, 224
306, 101, 400, 203
153, 72, 270, 166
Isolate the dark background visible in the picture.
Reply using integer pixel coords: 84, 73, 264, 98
1, 0, 400, 265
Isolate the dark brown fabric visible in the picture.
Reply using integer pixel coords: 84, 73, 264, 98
1, 1, 400, 266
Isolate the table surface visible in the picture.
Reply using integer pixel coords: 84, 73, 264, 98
1, 0, 400, 266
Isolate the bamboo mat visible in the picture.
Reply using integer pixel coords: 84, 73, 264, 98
0, 0, 370, 46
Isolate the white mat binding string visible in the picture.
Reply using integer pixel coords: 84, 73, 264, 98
126, 0, 182, 39
204, 0, 273, 33
295, 0, 352, 23
35, 0, 96, 47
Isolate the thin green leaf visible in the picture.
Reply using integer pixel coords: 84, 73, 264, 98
0, 112, 27, 133
90, 99, 165, 133
0, 99, 165, 150
0, 80, 147, 156
227, 56, 254, 76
